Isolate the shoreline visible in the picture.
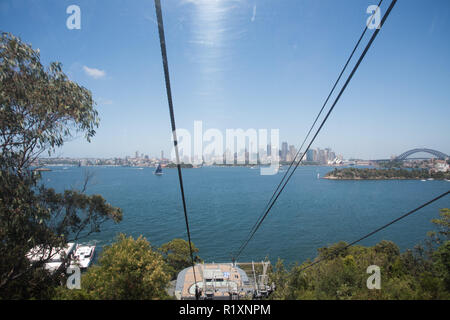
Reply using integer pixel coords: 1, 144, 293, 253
322, 176, 447, 181
324, 167, 449, 181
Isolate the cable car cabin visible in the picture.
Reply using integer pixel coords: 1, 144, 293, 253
175, 263, 254, 300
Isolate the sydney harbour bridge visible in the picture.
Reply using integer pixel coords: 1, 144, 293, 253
395, 148, 448, 160
373, 148, 448, 162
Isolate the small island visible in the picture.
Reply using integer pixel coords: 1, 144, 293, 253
324, 168, 450, 180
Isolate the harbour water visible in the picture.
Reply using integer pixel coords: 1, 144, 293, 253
41, 166, 450, 265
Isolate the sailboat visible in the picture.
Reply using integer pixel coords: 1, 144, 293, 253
154, 163, 163, 176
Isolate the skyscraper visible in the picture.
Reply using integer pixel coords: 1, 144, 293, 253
281, 142, 288, 162
288, 145, 297, 162
329, 151, 336, 161
318, 149, 326, 164
306, 149, 315, 162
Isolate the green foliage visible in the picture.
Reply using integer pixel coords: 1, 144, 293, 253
379, 160, 404, 169
269, 210, 450, 300
432, 241, 450, 291
429, 208, 450, 241
0, 161, 123, 299
0, 167, 61, 299
1, 32, 99, 171
160, 238, 201, 279
55, 234, 171, 300
269, 259, 291, 299
325, 167, 449, 180
0, 32, 122, 299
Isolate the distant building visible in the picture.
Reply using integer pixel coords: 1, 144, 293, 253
318, 149, 327, 164
325, 148, 331, 159
281, 142, 288, 162
307, 149, 319, 162
306, 150, 314, 162
435, 161, 449, 172
288, 145, 297, 162
329, 151, 336, 161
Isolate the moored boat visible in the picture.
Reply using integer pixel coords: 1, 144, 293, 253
71, 244, 96, 269
27, 243, 76, 273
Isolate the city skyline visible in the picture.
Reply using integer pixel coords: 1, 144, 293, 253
41, 144, 342, 161
1, 0, 449, 160
40, 144, 448, 164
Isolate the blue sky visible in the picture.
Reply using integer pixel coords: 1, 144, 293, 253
1, 0, 449, 159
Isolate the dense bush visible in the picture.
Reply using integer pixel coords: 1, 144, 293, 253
54, 234, 171, 300
269, 209, 450, 300
325, 167, 449, 180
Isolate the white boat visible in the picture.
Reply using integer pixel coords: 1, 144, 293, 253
421, 179, 426, 182
71, 244, 96, 269
427, 178, 434, 181
27, 243, 76, 273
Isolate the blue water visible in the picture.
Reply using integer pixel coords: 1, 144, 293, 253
40, 166, 450, 266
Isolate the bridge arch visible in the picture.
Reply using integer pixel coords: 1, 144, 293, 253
395, 148, 448, 160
